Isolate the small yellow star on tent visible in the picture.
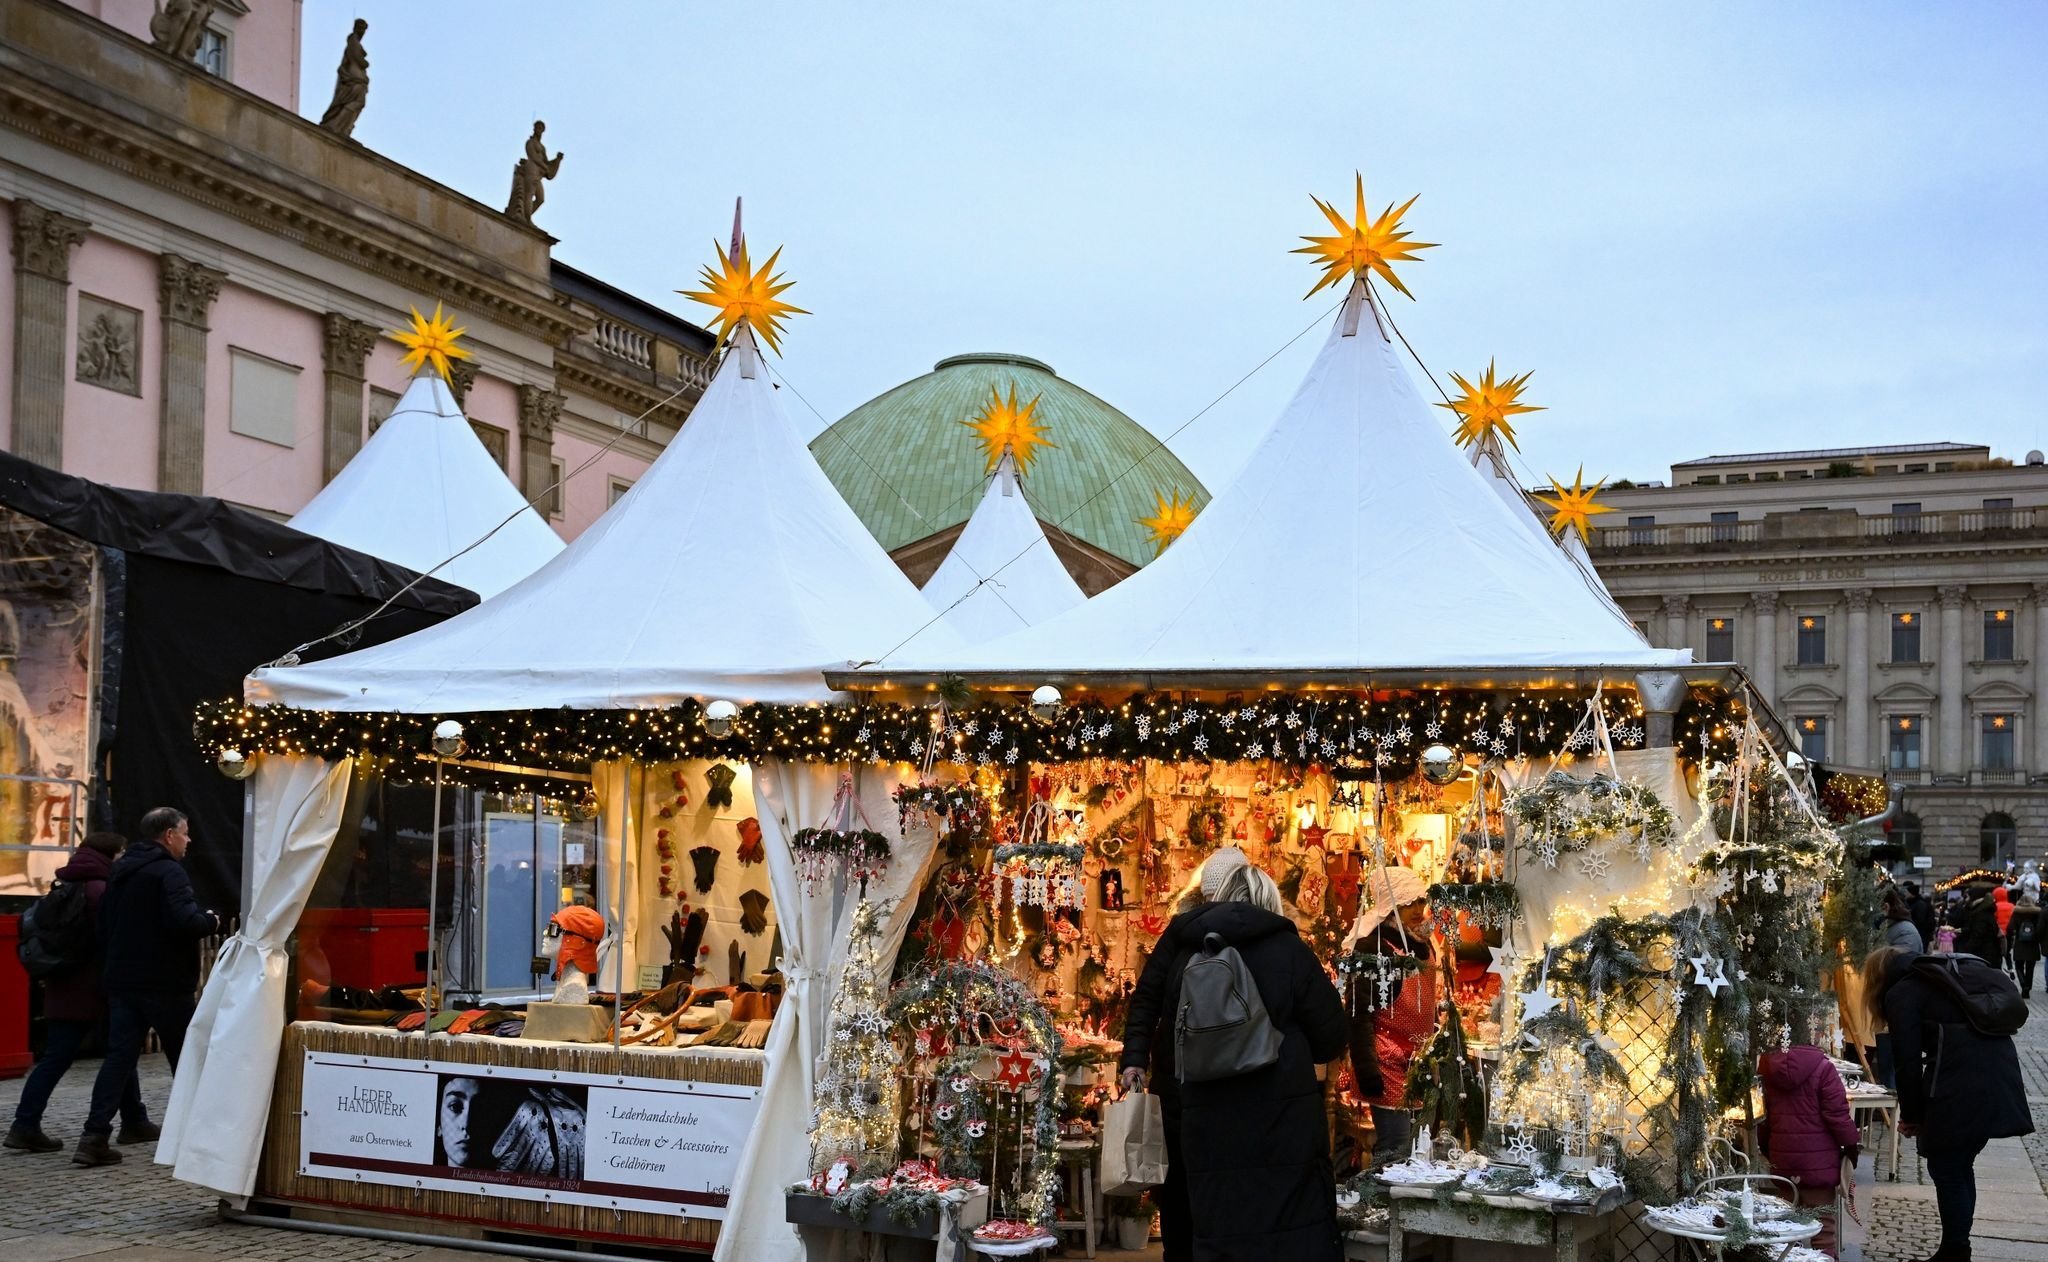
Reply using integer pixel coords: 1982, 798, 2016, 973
1139, 488, 1199, 555
1440, 360, 1543, 452
1537, 467, 1615, 543
389, 303, 471, 381
962, 383, 1055, 474
678, 239, 806, 355
1293, 171, 1437, 300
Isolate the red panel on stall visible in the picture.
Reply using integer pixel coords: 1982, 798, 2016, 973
0, 915, 31, 1078
296, 908, 428, 991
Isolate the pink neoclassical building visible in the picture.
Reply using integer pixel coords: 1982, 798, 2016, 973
2, 0, 711, 538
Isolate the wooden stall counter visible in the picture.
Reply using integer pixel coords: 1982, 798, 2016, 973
252, 1022, 766, 1256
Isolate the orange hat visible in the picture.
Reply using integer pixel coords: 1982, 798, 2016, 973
550, 905, 606, 979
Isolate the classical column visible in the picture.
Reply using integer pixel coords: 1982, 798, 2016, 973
446, 358, 477, 407
157, 253, 227, 494
517, 383, 563, 510
320, 313, 379, 482
1749, 591, 1779, 707
1937, 585, 1967, 775
9, 201, 90, 468
1845, 588, 1873, 767
1660, 594, 1691, 652
2034, 582, 2048, 776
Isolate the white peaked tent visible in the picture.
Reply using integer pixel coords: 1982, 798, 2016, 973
288, 371, 563, 598
1466, 430, 1644, 637
250, 328, 960, 710
922, 452, 1085, 641
872, 279, 1688, 678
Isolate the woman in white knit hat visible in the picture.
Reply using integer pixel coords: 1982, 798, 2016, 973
1118, 848, 1348, 1262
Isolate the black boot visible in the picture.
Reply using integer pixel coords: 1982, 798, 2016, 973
116, 1119, 161, 1144
3, 1126, 62, 1154
70, 1133, 123, 1166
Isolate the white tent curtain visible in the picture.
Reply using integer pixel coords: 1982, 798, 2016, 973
157, 754, 354, 1197
714, 761, 939, 1262
591, 760, 637, 992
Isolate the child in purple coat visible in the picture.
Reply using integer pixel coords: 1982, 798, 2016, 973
1760, 1038, 1860, 1257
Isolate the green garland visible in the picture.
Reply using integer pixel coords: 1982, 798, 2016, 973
192, 690, 1740, 776
826, 1179, 951, 1230
1425, 880, 1522, 932
792, 827, 891, 863
1506, 770, 1678, 863
991, 842, 1085, 866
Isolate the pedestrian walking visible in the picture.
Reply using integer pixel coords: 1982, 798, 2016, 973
1906, 882, 1937, 953
72, 807, 222, 1167
1956, 886, 2001, 962
5, 833, 154, 1153
1883, 890, 1925, 954
1865, 945, 2033, 1262
1120, 847, 1348, 1262
1759, 1029, 1860, 1258
1992, 886, 2016, 969
2009, 892, 2043, 999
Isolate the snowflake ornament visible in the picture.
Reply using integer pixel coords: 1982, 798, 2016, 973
1577, 851, 1612, 881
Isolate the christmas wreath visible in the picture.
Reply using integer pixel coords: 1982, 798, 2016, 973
1505, 771, 1677, 868
1425, 880, 1523, 932
790, 827, 891, 888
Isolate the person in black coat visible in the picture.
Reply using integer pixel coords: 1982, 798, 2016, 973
1955, 890, 2002, 963
1905, 883, 1937, 952
1867, 945, 2033, 1261
73, 806, 222, 1167
1120, 848, 1349, 1262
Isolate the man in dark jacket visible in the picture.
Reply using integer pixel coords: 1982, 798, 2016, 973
1906, 883, 1937, 951
4, 834, 153, 1153
1870, 946, 2033, 1261
73, 807, 222, 1167
1956, 888, 2002, 962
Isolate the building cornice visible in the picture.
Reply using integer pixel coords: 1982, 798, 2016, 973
553, 347, 701, 432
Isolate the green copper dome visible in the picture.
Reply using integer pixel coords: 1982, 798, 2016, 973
811, 353, 1210, 568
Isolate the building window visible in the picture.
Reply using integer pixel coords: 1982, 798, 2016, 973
1890, 501, 1922, 534
1887, 811, 1922, 856
1902, 463, 1928, 474
194, 27, 229, 78
1797, 716, 1827, 763
1981, 812, 2017, 866
1631, 620, 1650, 640
1982, 714, 2016, 772
1693, 474, 1721, 486
1887, 716, 1921, 771
1797, 615, 1827, 666
1727, 473, 1750, 483
1890, 611, 1921, 663
469, 421, 509, 469
1705, 617, 1735, 661
1709, 510, 1739, 543
1756, 471, 1780, 482
1983, 497, 2014, 529
608, 477, 634, 507
546, 458, 565, 518
1984, 609, 2015, 661
1626, 514, 1655, 545
1934, 462, 1955, 472
228, 348, 302, 448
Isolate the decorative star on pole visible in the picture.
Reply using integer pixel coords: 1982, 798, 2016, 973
389, 303, 471, 381
1293, 172, 1437, 300
678, 231, 806, 356
962, 382, 1055, 474
1139, 488, 1199, 555
1440, 360, 1543, 452
1537, 467, 1615, 543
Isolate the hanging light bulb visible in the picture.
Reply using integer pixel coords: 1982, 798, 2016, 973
704, 699, 738, 739
217, 748, 256, 781
431, 720, 466, 758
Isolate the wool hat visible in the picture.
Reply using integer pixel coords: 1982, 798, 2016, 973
1198, 846, 1252, 901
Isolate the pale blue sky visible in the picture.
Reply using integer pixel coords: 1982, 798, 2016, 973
303, 2, 2048, 492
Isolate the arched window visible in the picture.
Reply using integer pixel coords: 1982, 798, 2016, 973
1981, 812, 2018, 867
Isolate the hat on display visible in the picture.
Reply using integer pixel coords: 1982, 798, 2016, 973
550, 905, 607, 979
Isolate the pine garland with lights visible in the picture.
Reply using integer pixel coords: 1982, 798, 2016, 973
1424, 880, 1522, 932
1505, 769, 1678, 862
194, 689, 1741, 777
811, 900, 902, 1176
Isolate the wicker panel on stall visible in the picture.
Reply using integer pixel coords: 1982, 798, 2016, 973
1604, 980, 1677, 1262
256, 1024, 765, 1255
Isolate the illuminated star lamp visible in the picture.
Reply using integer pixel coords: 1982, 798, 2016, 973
678, 235, 807, 356
1292, 171, 1438, 300
389, 303, 472, 381
1139, 488, 1199, 555
1440, 360, 1543, 452
962, 383, 1055, 474
1537, 467, 1615, 543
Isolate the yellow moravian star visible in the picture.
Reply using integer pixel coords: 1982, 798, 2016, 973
1293, 172, 1437, 300
1139, 488, 1199, 554
962, 383, 1055, 474
1537, 467, 1614, 543
678, 239, 806, 356
1440, 360, 1543, 452
389, 304, 471, 381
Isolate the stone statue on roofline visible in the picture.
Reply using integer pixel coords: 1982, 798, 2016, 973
149, 0, 217, 62
318, 19, 370, 139
505, 121, 565, 226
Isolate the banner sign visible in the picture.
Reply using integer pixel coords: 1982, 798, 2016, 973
299, 1050, 761, 1218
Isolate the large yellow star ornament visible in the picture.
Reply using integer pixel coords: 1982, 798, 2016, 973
1440, 361, 1543, 452
1294, 172, 1437, 300
389, 304, 471, 381
678, 240, 806, 355
1140, 489, 1199, 554
963, 383, 1055, 474
1537, 468, 1615, 543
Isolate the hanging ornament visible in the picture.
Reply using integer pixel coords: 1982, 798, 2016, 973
1688, 955, 1731, 997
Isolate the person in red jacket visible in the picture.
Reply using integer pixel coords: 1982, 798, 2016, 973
4, 834, 154, 1154
1759, 1036, 1860, 1257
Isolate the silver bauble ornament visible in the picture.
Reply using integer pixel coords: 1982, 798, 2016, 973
431, 720, 466, 758
1420, 743, 1461, 785
217, 748, 256, 781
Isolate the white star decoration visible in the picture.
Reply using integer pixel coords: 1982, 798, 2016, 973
1503, 1129, 1540, 1165
1487, 944, 1525, 980
1576, 851, 1612, 881
1689, 955, 1730, 996
1519, 986, 1563, 1023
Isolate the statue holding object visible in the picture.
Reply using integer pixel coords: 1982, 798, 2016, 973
505, 121, 565, 226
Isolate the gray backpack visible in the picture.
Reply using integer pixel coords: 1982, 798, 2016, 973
1175, 932, 1283, 1083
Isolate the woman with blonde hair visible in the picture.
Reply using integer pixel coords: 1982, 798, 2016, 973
1120, 847, 1348, 1261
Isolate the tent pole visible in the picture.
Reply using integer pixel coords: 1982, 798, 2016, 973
613, 760, 631, 1054
425, 756, 444, 1026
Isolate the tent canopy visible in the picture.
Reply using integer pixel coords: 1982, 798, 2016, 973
921, 453, 1085, 641
288, 372, 563, 599
247, 329, 961, 711
1466, 430, 1643, 635
858, 280, 1688, 686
